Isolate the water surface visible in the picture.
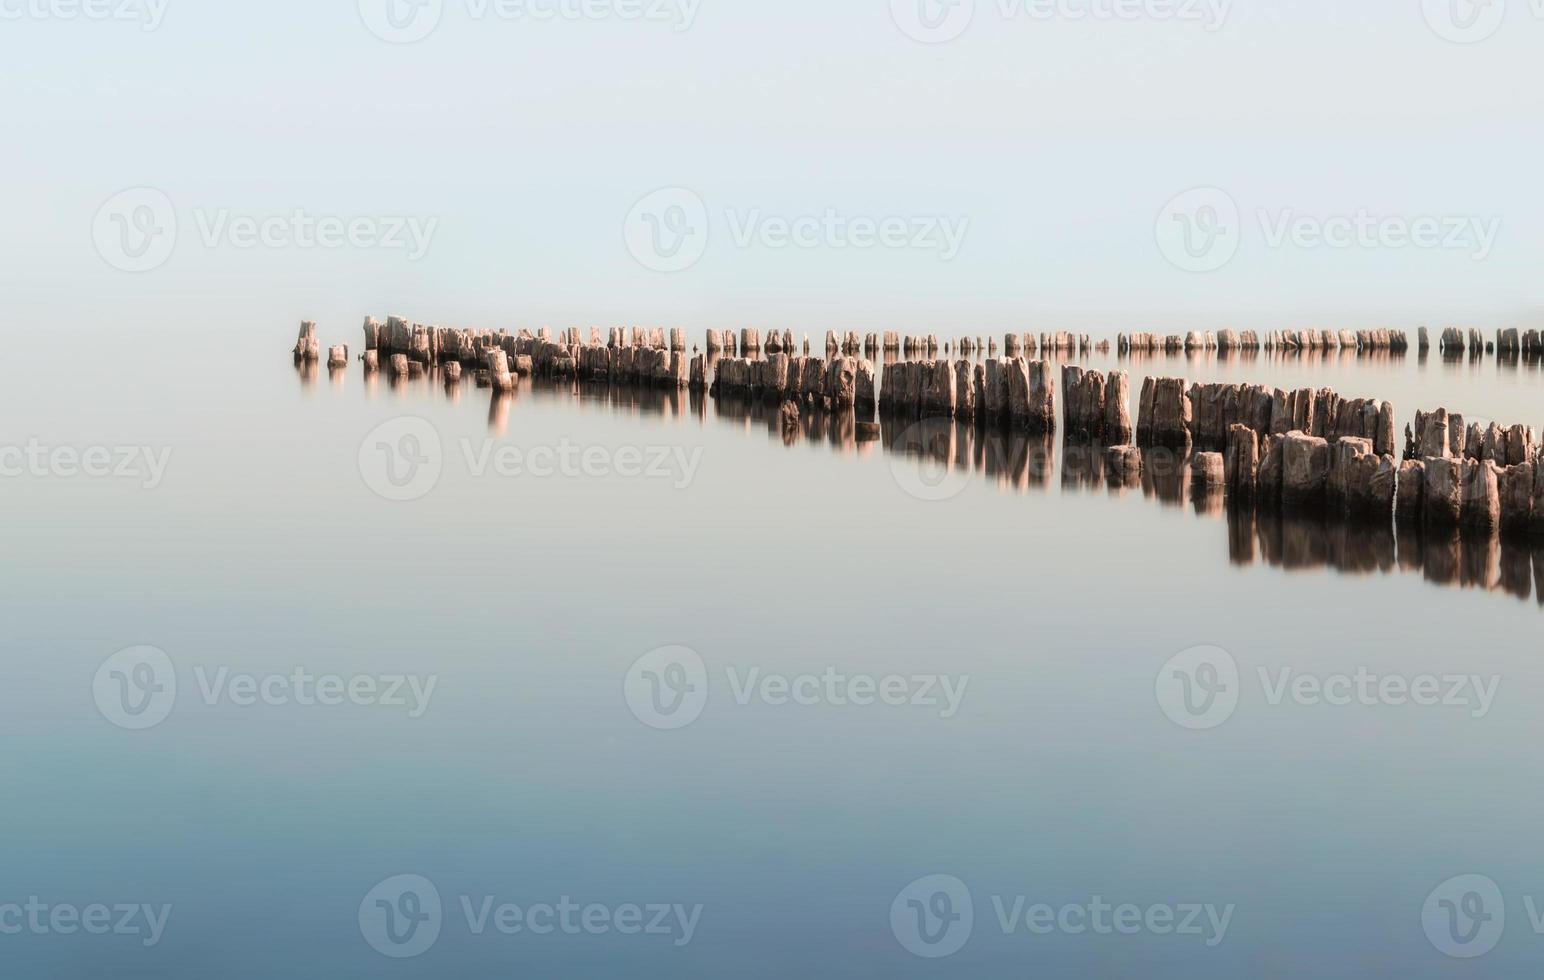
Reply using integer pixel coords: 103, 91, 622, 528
4, 322, 1541, 977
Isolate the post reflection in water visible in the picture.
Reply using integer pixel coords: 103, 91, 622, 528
293, 357, 317, 388
428, 359, 1544, 609
1229, 503, 1542, 604
488, 389, 512, 434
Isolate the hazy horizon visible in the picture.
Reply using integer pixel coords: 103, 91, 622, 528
4, 0, 1542, 340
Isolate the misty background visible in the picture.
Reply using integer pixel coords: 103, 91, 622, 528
3, 0, 1542, 342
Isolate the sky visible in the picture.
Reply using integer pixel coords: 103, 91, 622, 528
2, 0, 1543, 340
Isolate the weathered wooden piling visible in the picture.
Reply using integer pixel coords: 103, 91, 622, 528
921, 360, 955, 417
1225, 425, 1258, 498
1058, 367, 1132, 444
487, 350, 514, 391
1191, 452, 1225, 487
1008, 358, 1057, 432
1104, 372, 1133, 444
950, 361, 973, 421
1396, 460, 1424, 519
1103, 445, 1142, 485
1281, 432, 1331, 509
1408, 409, 1535, 464
293, 321, 320, 360
1325, 437, 1391, 515
1500, 462, 1534, 534
856, 360, 877, 417
825, 357, 858, 410
362, 317, 382, 351
1136, 377, 1192, 448
1061, 366, 1103, 439
1423, 457, 1463, 527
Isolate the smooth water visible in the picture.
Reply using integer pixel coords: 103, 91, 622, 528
4, 322, 1542, 977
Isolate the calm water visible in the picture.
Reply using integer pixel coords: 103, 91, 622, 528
5, 322, 1543, 977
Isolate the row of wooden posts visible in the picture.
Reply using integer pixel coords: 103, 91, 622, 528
1117, 327, 1544, 358
1117, 329, 1410, 354
293, 319, 1544, 536
295, 319, 1541, 371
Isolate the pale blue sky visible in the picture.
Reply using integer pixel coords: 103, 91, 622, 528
3, 0, 1542, 339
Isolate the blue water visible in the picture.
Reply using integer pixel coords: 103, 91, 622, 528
4, 324, 1542, 977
